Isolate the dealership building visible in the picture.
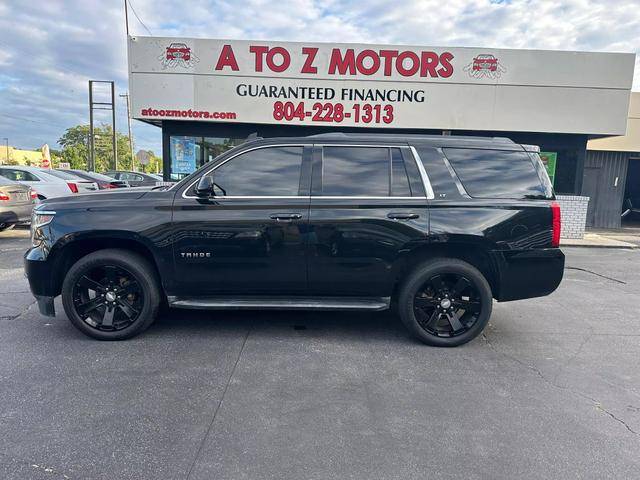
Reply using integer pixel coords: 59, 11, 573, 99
128, 36, 636, 235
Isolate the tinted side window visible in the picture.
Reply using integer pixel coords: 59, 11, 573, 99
321, 147, 389, 196
212, 146, 303, 196
443, 148, 546, 199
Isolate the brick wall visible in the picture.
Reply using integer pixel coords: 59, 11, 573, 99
556, 195, 589, 239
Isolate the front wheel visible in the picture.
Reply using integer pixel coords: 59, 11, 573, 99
398, 258, 492, 347
62, 249, 160, 340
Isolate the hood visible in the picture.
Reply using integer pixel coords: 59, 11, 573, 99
37, 186, 166, 211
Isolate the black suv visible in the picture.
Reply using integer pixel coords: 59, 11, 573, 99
25, 133, 564, 346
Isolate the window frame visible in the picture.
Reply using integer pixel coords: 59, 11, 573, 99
181, 144, 309, 199
441, 147, 549, 200
314, 144, 429, 199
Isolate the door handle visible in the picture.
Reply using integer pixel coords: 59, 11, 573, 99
270, 213, 303, 221
387, 212, 419, 220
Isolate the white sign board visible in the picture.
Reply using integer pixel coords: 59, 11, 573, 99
128, 36, 635, 135
58, 162, 70, 169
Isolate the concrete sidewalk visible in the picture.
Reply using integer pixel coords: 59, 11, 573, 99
562, 232, 637, 249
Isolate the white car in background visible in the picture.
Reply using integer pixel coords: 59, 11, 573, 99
44, 169, 99, 194
0, 166, 97, 199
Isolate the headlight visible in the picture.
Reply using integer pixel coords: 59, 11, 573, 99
31, 210, 55, 247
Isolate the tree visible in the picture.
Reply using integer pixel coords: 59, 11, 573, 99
58, 124, 134, 172
143, 150, 162, 174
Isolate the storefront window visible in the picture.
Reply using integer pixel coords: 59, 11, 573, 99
203, 137, 243, 164
169, 135, 242, 181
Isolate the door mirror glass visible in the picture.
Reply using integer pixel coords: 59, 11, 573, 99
195, 175, 215, 196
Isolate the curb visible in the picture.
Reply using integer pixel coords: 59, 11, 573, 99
561, 243, 637, 249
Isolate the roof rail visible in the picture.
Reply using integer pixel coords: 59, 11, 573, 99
306, 132, 349, 138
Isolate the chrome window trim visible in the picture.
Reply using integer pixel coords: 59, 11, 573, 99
313, 196, 426, 200
409, 146, 435, 200
181, 143, 432, 200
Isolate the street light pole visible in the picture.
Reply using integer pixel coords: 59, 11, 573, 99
119, 93, 135, 171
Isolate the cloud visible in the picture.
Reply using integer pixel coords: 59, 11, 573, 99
0, 0, 638, 158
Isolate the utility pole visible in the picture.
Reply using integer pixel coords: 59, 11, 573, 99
2, 138, 7, 164
111, 82, 118, 170
124, 0, 130, 36
120, 93, 135, 171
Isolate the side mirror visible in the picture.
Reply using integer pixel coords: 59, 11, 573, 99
195, 175, 214, 197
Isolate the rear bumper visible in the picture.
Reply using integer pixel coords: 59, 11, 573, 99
493, 248, 565, 302
0, 203, 33, 225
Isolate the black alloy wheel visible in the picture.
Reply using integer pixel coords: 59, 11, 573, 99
398, 258, 492, 347
71, 264, 144, 331
413, 273, 481, 338
62, 249, 160, 340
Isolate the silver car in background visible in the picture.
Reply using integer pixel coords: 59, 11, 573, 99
0, 166, 97, 198
0, 176, 36, 231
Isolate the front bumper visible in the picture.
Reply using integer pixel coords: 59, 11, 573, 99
24, 247, 59, 316
34, 295, 56, 317
493, 248, 565, 302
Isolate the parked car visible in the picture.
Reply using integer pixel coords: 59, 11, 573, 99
104, 170, 162, 188
0, 176, 36, 231
45, 170, 98, 194
25, 133, 564, 344
0, 166, 82, 199
58, 169, 129, 189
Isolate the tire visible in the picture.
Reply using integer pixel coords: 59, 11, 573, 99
398, 258, 492, 347
0, 224, 15, 232
62, 249, 161, 340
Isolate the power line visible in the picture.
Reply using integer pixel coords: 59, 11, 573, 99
127, 0, 153, 36
0, 112, 71, 129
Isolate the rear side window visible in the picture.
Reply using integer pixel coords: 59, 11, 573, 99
321, 147, 412, 196
442, 148, 547, 199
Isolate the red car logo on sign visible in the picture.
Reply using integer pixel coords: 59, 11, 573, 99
472, 54, 498, 72
166, 43, 191, 61
158, 43, 199, 69
464, 53, 506, 79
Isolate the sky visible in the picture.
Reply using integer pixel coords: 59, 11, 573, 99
0, 0, 639, 156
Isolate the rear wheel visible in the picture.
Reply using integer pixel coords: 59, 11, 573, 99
62, 249, 160, 340
398, 258, 492, 347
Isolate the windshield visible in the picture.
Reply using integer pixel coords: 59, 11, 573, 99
168, 141, 251, 191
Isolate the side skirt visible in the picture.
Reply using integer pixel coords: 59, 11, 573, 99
167, 296, 391, 311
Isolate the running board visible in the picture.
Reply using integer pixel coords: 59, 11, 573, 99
167, 296, 390, 311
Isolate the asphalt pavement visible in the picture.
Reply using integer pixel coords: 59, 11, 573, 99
1, 227, 639, 479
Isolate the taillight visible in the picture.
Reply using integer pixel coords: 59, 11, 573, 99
30, 190, 38, 200
0, 193, 9, 201
67, 182, 79, 193
551, 201, 561, 247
